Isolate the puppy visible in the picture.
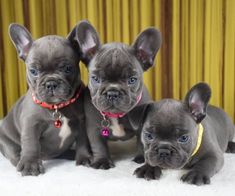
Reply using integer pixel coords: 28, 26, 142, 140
0, 23, 90, 176
72, 21, 162, 169
134, 82, 235, 185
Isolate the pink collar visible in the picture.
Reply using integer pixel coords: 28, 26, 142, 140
100, 92, 143, 118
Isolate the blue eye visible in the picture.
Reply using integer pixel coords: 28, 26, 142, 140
128, 77, 137, 85
178, 135, 189, 143
29, 68, 38, 76
144, 132, 154, 141
91, 75, 100, 83
64, 66, 73, 74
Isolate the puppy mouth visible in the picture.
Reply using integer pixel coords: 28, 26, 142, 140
92, 99, 127, 113
36, 85, 74, 104
92, 94, 139, 113
148, 157, 176, 169
36, 91, 73, 104
102, 106, 126, 114
146, 151, 186, 169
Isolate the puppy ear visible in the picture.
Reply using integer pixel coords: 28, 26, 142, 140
68, 20, 101, 65
132, 27, 162, 71
67, 24, 81, 52
8, 23, 33, 61
184, 82, 211, 123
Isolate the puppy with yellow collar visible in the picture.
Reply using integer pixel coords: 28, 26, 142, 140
134, 82, 235, 185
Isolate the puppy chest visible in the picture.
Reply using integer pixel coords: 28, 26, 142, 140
109, 118, 126, 137
58, 117, 73, 148
41, 117, 76, 152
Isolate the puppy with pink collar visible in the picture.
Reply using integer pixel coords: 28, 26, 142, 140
74, 20, 162, 169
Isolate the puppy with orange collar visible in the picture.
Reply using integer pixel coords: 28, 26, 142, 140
0, 23, 90, 175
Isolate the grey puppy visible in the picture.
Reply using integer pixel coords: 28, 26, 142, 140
72, 21, 162, 169
0, 23, 90, 176
134, 82, 235, 185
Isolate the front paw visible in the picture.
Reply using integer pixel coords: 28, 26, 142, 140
91, 158, 115, 170
132, 154, 145, 164
181, 170, 210, 185
134, 164, 162, 180
75, 154, 91, 166
17, 158, 45, 176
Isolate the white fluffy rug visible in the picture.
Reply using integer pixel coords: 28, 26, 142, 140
0, 139, 235, 196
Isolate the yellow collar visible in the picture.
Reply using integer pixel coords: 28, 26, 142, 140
191, 123, 204, 157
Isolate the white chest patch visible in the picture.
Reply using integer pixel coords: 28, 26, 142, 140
110, 118, 125, 137
58, 117, 72, 148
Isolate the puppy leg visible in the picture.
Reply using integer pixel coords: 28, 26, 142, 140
85, 102, 114, 169
132, 134, 145, 164
75, 140, 91, 166
75, 118, 92, 166
17, 123, 44, 176
89, 130, 114, 169
0, 134, 21, 166
86, 120, 114, 169
226, 141, 235, 153
181, 153, 224, 185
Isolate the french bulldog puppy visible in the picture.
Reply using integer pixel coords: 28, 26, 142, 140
73, 21, 162, 169
134, 82, 235, 185
0, 23, 90, 176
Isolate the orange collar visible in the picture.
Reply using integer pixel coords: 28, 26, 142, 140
32, 85, 83, 110
31, 84, 84, 128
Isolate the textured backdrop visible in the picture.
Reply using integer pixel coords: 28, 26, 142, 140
0, 0, 235, 121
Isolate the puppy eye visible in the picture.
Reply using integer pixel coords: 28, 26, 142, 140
178, 135, 189, 143
128, 77, 137, 85
144, 132, 154, 141
64, 65, 73, 74
91, 75, 101, 83
29, 68, 39, 76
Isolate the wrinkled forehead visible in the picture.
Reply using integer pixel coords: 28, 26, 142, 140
147, 100, 196, 132
90, 43, 143, 78
26, 36, 78, 66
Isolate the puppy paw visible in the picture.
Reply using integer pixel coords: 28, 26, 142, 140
91, 158, 115, 170
132, 155, 145, 164
17, 158, 45, 176
134, 164, 162, 180
76, 155, 91, 166
181, 171, 210, 185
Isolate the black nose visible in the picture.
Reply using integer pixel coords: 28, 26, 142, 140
106, 90, 121, 101
45, 81, 58, 91
157, 148, 171, 158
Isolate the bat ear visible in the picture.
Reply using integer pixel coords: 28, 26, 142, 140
9, 23, 33, 61
68, 20, 101, 65
132, 27, 162, 71
184, 82, 211, 123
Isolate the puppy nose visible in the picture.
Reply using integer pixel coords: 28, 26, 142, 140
157, 148, 171, 158
106, 90, 120, 101
45, 81, 58, 91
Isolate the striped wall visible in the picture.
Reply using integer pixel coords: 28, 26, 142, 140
0, 0, 234, 122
